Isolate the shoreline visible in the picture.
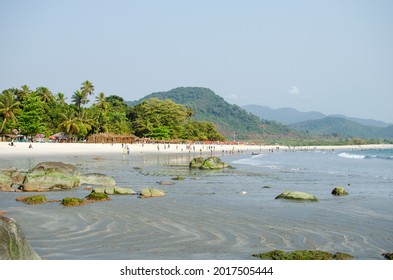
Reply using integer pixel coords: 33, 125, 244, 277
1, 142, 393, 158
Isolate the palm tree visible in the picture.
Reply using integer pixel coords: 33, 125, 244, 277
58, 110, 80, 141
56, 92, 67, 104
17, 85, 31, 102
95, 92, 109, 112
0, 90, 21, 134
36, 87, 54, 104
80, 80, 95, 97
71, 90, 88, 111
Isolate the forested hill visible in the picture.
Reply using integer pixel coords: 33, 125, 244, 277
128, 87, 295, 141
289, 117, 393, 139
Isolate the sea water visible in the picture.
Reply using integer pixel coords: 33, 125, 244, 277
0, 149, 392, 259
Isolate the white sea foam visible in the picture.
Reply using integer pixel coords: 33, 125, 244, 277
338, 152, 366, 160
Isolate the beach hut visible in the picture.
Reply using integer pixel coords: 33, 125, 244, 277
87, 133, 139, 144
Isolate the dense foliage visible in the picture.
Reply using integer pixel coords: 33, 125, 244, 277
0, 83, 225, 142
129, 87, 295, 141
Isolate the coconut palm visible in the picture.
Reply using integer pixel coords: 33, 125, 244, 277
58, 110, 80, 141
95, 92, 109, 112
80, 80, 95, 97
17, 85, 31, 102
35, 87, 54, 104
71, 90, 88, 112
56, 92, 67, 104
0, 90, 21, 133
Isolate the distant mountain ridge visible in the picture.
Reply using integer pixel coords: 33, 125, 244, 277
243, 104, 392, 127
288, 117, 393, 139
127, 87, 296, 140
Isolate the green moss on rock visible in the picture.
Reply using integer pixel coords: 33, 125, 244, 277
171, 176, 185, 181
253, 250, 353, 260
86, 192, 111, 201
61, 197, 85, 207
16, 195, 46, 205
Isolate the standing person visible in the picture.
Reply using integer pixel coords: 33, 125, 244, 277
126, 145, 130, 155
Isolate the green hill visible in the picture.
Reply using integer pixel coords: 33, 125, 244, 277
128, 87, 295, 141
289, 117, 393, 139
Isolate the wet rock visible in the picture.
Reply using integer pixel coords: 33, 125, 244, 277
158, 181, 175, 185
85, 192, 111, 202
0, 172, 12, 192
189, 156, 205, 169
0, 216, 41, 260
92, 186, 136, 195
275, 191, 319, 202
200, 157, 231, 170
332, 187, 349, 196
23, 162, 80, 192
80, 173, 116, 187
140, 188, 166, 198
16, 195, 46, 205
253, 250, 353, 260
382, 253, 393, 260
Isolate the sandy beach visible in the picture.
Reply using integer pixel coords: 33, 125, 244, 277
1, 141, 393, 260
1, 141, 393, 158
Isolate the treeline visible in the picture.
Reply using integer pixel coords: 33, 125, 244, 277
0, 82, 225, 141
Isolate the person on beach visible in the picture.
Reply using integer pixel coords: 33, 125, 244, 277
29, 144, 33, 149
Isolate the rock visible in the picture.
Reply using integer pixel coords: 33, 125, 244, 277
253, 250, 353, 260
80, 173, 116, 187
275, 191, 319, 202
332, 187, 349, 196
92, 186, 136, 195
171, 176, 185, 181
61, 197, 86, 207
85, 192, 111, 202
200, 157, 231, 170
23, 162, 80, 192
0, 216, 41, 259
158, 181, 175, 185
189, 157, 205, 169
140, 188, 166, 198
15, 195, 46, 205
0, 172, 12, 192
382, 253, 393, 260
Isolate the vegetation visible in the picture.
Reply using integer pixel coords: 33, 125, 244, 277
61, 197, 85, 207
0, 84, 225, 142
253, 250, 353, 260
130, 87, 295, 141
16, 195, 46, 205
85, 192, 111, 201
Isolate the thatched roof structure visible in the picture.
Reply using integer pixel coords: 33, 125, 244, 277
87, 133, 139, 144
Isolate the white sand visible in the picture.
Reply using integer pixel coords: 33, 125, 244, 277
1, 141, 392, 158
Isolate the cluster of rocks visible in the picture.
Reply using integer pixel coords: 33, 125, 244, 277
189, 156, 232, 170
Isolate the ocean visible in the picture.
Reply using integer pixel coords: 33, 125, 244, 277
1, 148, 392, 260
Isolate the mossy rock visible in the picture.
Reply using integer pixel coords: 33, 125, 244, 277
86, 192, 111, 201
189, 157, 205, 169
140, 188, 166, 198
275, 191, 319, 202
16, 195, 46, 205
61, 197, 85, 207
332, 187, 349, 196
200, 157, 231, 170
171, 176, 185, 181
382, 253, 393, 260
92, 186, 136, 195
253, 250, 353, 260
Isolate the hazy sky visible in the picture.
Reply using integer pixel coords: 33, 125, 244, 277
1, 0, 392, 123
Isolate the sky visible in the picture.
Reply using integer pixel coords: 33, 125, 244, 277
1, 0, 393, 123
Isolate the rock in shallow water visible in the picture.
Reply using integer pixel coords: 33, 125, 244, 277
331, 187, 349, 196
275, 191, 319, 202
23, 162, 80, 192
0, 216, 41, 260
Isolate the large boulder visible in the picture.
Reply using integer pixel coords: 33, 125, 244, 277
22, 162, 80, 192
275, 191, 319, 202
189, 157, 205, 169
0, 216, 41, 260
200, 157, 231, 170
80, 173, 116, 187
